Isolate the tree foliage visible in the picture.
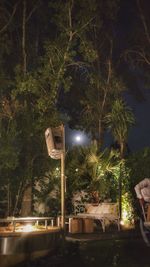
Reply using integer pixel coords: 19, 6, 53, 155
65, 144, 120, 206
0, 0, 147, 215
105, 99, 135, 157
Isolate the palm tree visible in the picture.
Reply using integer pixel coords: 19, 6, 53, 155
105, 99, 135, 218
86, 145, 121, 202
105, 99, 135, 158
65, 144, 120, 208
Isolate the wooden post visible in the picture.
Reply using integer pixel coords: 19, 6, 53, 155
61, 152, 65, 230
45, 124, 66, 231
60, 125, 65, 231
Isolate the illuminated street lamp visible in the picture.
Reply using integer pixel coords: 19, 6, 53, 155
45, 125, 65, 231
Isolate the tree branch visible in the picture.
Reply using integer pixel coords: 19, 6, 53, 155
22, 0, 27, 75
26, 0, 41, 23
0, 1, 20, 34
137, 0, 150, 45
125, 49, 150, 65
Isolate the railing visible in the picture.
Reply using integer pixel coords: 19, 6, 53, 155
0, 216, 59, 232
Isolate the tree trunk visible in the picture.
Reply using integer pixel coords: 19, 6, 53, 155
21, 185, 32, 217
118, 165, 122, 221
118, 141, 125, 221
22, 0, 27, 75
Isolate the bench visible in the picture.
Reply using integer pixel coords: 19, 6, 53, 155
76, 202, 120, 232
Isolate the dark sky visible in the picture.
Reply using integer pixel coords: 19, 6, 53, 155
125, 89, 150, 152
53, 0, 149, 152
103, 88, 150, 152
64, 81, 150, 153
66, 87, 150, 152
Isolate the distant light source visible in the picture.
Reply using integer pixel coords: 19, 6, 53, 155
75, 135, 81, 142
71, 131, 90, 147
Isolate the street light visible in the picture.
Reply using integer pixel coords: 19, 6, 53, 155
45, 125, 65, 231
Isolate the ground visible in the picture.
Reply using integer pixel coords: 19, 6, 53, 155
15, 228, 150, 267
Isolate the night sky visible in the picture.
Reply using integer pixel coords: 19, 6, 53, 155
99, 87, 149, 152
125, 89, 150, 151
66, 86, 150, 152
67, 87, 150, 152
62, 0, 150, 152
0, 0, 149, 153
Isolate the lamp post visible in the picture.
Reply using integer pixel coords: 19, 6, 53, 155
45, 125, 65, 231
60, 125, 65, 230
60, 147, 65, 229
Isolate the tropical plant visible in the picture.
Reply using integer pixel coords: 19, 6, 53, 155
85, 145, 121, 201
33, 163, 61, 217
65, 144, 121, 212
125, 148, 150, 219
105, 98, 135, 218
105, 99, 135, 158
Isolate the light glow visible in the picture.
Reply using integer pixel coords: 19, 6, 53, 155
121, 192, 134, 227
75, 135, 81, 142
120, 220, 125, 226
22, 224, 34, 232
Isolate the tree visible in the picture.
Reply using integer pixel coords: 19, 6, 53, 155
105, 99, 135, 218
0, 0, 62, 214
65, 144, 120, 212
60, 0, 126, 147
105, 99, 135, 158
80, 74, 124, 147
0, 0, 100, 214
123, 0, 150, 86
